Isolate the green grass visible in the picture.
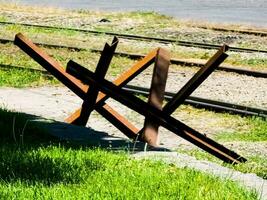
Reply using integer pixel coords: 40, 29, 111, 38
0, 15, 7, 22
215, 117, 267, 142
0, 68, 56, 87
0, 145, 258, 200
4, 24, 79, 37
0, 109, 259, 199
0, 21, 266, 75
0, 43, 135, 87
239, 58, 267, 69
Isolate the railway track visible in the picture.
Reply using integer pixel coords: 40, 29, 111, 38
0, 63, 266, 118
0, 38, 266, 78
123, 85, 267, 119
197, 26, 267, 37
0, 21, 267, 54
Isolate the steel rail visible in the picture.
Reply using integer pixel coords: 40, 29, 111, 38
1, 38, 266, 78
123, 85, 267, 119
0, 63, 266, 118
0, 21, 267, 54
198, 26, 267, 37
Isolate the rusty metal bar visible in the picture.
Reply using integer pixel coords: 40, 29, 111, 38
14, 33, 160, 140
66, 48, 158, 138
65, 48, 158, 139
14, 33, 88, 99
65, 48, 158, 123
138, 45, 228, 145
65, 47, 158, 123
96, 104, 139, 139
66, 60, 247, 164
72, 37, 118, 126
163, 45, 229, 114
14, 33, 139, 139
142, 48, 170, 146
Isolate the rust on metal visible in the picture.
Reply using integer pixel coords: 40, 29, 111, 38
66, 60, 247, 164
141, 48, 170, 146
15, 32, 247, 164
96, 104, 139, 139
72, 37, 118, 126
14, 33, 138, 139
14, 33, 88, 99
163, 45, 229, 114
14, 33, 158, 140
137, 45, 228, 145
65, 48, 158, 123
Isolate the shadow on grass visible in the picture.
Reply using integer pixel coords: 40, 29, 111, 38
0, 109, 168, 185
0, 110, 108, 185
0, 145, 104, 185
0, 110, 143, 185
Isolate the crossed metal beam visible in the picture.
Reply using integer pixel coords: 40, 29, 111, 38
14, 33, 247, 164
15, 33, 170, 142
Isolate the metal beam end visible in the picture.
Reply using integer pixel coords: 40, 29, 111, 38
14, 32, 23, 45
222, 44, 229, 52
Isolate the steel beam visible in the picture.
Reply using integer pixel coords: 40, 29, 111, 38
137, 45, 228, 145
66, 60, 247, 164
72, 37, 118, 126
14, 33, 88, 99
65, 47, 158, 123
142, 48, 170, 146
163, 45, 229, 114
14, 33, 137, 138
14, 33, 157, 140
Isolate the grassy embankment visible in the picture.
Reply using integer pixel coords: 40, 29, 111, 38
0, 109, 259, 199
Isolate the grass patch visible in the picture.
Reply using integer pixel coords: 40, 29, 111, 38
0, 68, 56, 87
0, 145, 258, 200
4, 24, 79, 37
0, 108, 259, 199
239, 58, 267, 68
0, 15, 7, 22
0, 108, 54, 143
0, 23, 266, 73
215, 117, 267, 142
